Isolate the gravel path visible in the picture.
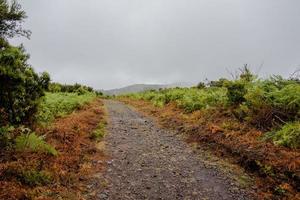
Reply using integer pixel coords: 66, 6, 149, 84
98, 100, 254, 200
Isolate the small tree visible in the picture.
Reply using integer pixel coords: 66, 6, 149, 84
239, 64, 255, 82
196, 82, 206, 89
224, 66, 255, 106
0, 0, 49, 125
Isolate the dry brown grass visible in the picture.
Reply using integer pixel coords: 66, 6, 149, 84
0, 99, 106, 199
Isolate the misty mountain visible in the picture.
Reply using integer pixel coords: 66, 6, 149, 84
103, 83, 194, 95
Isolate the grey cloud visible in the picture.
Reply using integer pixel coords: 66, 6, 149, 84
12, 0, 300, 89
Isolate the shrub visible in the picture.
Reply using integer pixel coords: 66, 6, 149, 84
15, 132, 57, 156
177, 88, 228, 112
223, 66, 255, 106
241, 80, 300, 127
0, 125, 14, 148
267, 122, 300, 149
208, 78, 228, 87
3, 168, 52, 187
36, 92, 96, 125
0, 1, 48, 125
196, 82, 206, 89
48, 83, 62, 93
128, 87, 228, 112
90, 122, 106, 141
0, 45, 50, 125
270, 83, 300, 117
223, 80, 248, 106
18, 170, 52, 186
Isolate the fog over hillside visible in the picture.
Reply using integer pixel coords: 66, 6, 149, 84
11, 0, 300, 90
103, 82, 194, 95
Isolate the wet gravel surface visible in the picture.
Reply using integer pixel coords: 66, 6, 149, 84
98, 100, 254, 200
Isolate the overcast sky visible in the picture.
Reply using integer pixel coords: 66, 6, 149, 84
12, 0, 300, 90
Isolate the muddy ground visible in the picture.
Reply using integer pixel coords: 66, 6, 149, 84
97, 100, 256, 200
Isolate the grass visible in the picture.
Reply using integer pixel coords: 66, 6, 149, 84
127, 87, 227, 112
36, 92, 96, 125
265, 122, 300, 149
18, 170, 52, 187
15, 132, 58, 156
90, 122, 106, 141
124, 76, 300, 149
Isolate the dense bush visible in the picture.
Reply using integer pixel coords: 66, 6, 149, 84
0, 0, 50, 125
36, 92, 96, 125
126, 87, 227, 112
48, 82, 103, 96
0, 46, 50, 125
223, 80, 247, 105
0, 125, 14, 148
241, 78, 300, 127
265, 122, 300, 149
124, 70, 300, 148
48, 82, 94, 93
176, 88, 227, 112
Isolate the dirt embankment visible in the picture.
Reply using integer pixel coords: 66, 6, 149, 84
120, 98, 300, 200
0, 99, 106, 200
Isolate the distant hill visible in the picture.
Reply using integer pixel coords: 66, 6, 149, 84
103, 83, 194, 95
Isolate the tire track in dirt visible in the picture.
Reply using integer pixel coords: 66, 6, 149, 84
98, 100, 255, 200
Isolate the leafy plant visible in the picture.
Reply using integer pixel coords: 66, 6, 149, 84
266, 122, 300, 149
18, 170, 52, 186
241, 80, 300, 127
0, 0, 47, 126
3, 168, 52, 187
124, 69, 300, 150
0, 46, 50, 125
36, 92, 96, 125
0, 125, 14, 148
223, 80, 248, 106
90, 122, 106, 141
15, 132, 58, 156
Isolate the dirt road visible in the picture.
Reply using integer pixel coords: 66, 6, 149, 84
98, 100, 255, 200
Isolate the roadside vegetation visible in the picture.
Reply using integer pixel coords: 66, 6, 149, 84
122, 66, 300, 199
0, 1, 105, 199
37, 92, 97, 125
125, 67, 300, 149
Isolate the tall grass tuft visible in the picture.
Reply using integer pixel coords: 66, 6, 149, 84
15, 132, 57, 156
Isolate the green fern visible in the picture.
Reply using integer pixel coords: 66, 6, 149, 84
15, 132, 58, 156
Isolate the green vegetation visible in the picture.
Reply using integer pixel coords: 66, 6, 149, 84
4, 168, 53, 187
125, 67, 300, 149
36, 92, 96, 125
266, 122, 300, 149
0, 125, 15, 148
0, 0, 50, 126
90, 122, 106, 141
48, 82, 103, 96
15, 131, 58, 156
0, 39, 50, 126
128, 87, 227, 112
18, 170, 52, 186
